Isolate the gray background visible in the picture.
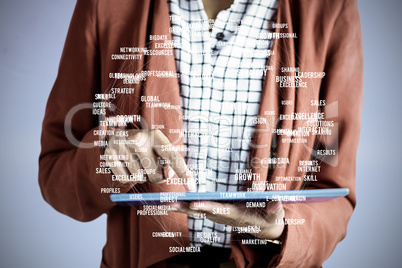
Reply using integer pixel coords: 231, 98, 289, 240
0, 0, 401, 267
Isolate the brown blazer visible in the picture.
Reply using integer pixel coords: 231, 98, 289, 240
39, 0, 363, 267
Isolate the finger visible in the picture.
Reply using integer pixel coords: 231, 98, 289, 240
194, 201, 247, 223
104, 147, 130, 180
187, 201, 247, 226
128, 153, 147, 184
263, 201, 285, 224
187, 201, 241, 226
169, 202, 200, 217
151, 130, 196, 191
106, 135, 142, 183
126, 130, 164, 184
194, 202, 275, 230
203, 211, 240, 226
253, 201, 285, 240
137, 151, 166, 183
171, 202, 244, 226
135, 146, 164, 184
116, 144, 146, 184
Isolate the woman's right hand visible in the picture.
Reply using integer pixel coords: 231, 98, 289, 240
104, 128, 195, 191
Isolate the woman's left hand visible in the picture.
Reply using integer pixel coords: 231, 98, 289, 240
171, 200, 285, 240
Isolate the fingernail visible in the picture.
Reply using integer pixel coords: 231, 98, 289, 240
167, 203, 180, 212
167, 207, 178, 212
185, 177, 196, 192
189, 203, 200, 210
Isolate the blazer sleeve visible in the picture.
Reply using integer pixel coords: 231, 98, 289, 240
38, 0, 131, 222
231, 0, 364, 267
274, 0, 364, 266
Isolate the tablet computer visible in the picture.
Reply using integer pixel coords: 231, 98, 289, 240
110, 188, 349, 207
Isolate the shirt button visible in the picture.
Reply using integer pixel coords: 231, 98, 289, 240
216, 32, 225, 40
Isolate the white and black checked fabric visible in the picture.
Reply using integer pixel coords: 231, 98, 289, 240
168, 0, 278, 248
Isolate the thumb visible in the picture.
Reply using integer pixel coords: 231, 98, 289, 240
266, 201, 285, 222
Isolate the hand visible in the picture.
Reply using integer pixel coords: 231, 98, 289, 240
104, 128, 195, 191
171, 200, 285, 240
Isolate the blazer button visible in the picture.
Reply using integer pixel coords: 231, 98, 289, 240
216, 32, 225, 40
